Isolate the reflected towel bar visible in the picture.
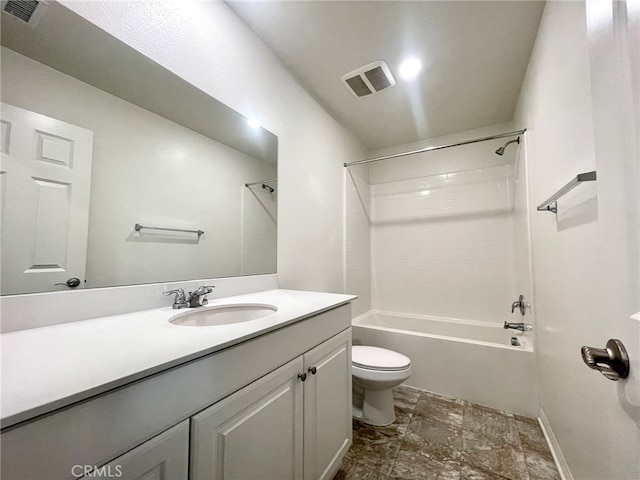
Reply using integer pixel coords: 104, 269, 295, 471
536, 171, 596, 213
245, 178, 277, 187
134, 223, 204, 237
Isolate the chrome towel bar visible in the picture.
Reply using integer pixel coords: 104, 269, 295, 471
134, 223, 204, 237
536, 171, 596, 213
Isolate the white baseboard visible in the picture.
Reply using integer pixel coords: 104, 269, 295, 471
538, 408, 573, 480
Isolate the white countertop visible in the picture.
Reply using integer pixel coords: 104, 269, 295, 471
1, 289, 355, 429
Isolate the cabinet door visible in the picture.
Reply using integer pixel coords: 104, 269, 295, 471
303, 329, 352, 480
191, 357, 305, 480
85, 421, 189, 480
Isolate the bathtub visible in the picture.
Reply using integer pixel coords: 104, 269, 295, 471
352, 310, 539, 416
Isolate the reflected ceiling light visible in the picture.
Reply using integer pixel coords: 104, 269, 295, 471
398, 58, 422, 80
247, 118, 261, 129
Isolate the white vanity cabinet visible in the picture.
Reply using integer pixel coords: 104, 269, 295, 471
190, 329, 351, 480
1, 301, 353, 480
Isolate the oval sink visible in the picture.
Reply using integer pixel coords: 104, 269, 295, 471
169, 303, 277, 327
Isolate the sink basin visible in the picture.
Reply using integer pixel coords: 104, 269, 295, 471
169, 303, 277, 327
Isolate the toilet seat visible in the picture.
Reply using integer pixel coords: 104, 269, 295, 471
352, 346, 411, 371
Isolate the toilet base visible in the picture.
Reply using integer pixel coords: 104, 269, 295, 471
358, 388, 396, 426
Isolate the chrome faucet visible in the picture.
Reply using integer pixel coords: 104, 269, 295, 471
164, 288, 189, 309
503, 321, 533, 332
164, 285, 215, 309
186, 285, 215, 308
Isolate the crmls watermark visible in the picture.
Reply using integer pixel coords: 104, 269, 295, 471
71, 465, 123, 478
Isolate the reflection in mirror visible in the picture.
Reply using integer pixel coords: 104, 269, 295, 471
0, 2, 277, 295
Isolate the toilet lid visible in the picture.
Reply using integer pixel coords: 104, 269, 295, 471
352, 346, 410, 371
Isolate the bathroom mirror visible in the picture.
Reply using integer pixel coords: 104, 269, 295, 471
0, 2, 278, 295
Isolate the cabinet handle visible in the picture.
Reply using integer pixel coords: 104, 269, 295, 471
298, 372, 307, 382
308, 366, 317, 375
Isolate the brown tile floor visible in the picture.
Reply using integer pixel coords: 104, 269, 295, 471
334, 386, 560, 480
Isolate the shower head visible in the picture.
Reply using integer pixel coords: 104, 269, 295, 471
495, 137, 520, 156
262, 184, 275, 194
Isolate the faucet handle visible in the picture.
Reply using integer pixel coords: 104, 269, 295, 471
164, 288, 186, 304
190, 285, 215, 295
511, 294, 526, 315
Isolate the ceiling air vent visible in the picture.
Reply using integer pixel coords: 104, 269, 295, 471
341, 60, 396, 98
2, 0, 48, 28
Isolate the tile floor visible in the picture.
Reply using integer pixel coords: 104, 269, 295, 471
334, 386, 561, 480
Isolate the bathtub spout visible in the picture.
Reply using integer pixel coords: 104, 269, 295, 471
503, 321, 533, 332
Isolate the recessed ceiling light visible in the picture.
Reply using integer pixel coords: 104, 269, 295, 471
247, 118, 261, 129
398, 58, 422, 80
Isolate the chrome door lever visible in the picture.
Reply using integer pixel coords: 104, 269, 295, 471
581, 339, 630, 381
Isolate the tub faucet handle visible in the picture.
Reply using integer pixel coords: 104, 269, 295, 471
511, 294, 527, 315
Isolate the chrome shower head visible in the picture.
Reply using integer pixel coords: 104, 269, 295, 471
495, 137, 520, 156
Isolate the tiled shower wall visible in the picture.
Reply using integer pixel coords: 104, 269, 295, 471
370, 164, 516, 323
346, 128, 532, 325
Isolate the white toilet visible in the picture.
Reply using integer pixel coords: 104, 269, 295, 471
351, 346, 412, 426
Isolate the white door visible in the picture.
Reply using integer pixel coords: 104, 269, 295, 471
303, 330, 352, 480
581, 0, 640, 477
86, 421, 189, 480
190, 357, 305, 480
0, 103, 93, 294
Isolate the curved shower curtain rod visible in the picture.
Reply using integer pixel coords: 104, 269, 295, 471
343, 128, 526, 167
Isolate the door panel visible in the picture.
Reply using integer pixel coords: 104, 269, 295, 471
0, 103, 93, 294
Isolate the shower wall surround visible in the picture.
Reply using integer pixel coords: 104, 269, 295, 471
370, 163, 514, 321
346, 125, 531, 324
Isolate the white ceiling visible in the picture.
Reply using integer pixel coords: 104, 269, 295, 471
227, 1, 545, 151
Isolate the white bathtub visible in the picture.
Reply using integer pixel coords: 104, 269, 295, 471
352, 310, 539, 416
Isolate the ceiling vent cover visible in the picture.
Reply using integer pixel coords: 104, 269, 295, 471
341, 60, 396, 98
2, 0, 48, 28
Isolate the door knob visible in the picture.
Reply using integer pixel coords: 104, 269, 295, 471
308, 366, 317, 375
298, 373, 307, 382
55, 277, 81, 288
581, 339, 629, 381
